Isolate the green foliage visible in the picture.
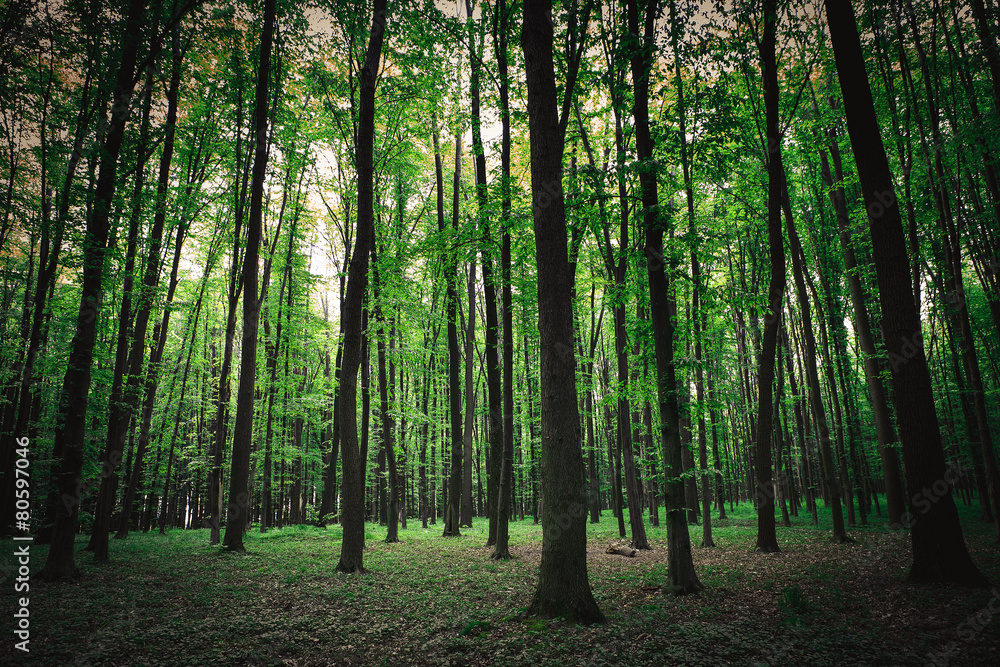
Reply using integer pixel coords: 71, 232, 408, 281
778, 584, 811, 627
459, 619, 491, 636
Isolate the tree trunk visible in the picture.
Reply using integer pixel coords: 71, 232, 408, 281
752, 0, 783, 555
37, 0, 147, 582
521, 0, 605, 623
336, 0, 385, 573
824, 0, 987, 585
440, 123, 464, 538
632, 0, 703, 593
462, 256, 476, 529
223, 0, 274, 551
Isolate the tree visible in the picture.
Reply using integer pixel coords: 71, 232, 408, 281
336, 0, 387, 574
521, 0, 605, 623
222, 0, 275, 552
491, 0, 515, 560
824, 0, 988, 586
629, 0, 702, 593
37, 0, 150, 582
750, 0, 784, 555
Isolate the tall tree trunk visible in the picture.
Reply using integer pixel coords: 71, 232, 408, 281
824, 0, 987, 585
37, 0, 148, 582
336, 0, 385, 571
632, 0, 703, 592
440, 119, 464, 537
462, 257, 476, 529
223, 0, 275, 551
521, 0, 605, 623
750, 0, 784, 555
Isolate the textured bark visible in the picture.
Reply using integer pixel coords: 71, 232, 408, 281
521, 0, 604, 622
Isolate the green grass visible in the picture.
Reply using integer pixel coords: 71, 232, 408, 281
2, 498, 998, 665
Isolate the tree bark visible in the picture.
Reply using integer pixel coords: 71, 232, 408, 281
824, 0, 988, 585
336, 0, 386, 573
752, 0, 783, 555
521, 0, 605, 623
37, 0, 148, 581
484, 0, 511, 556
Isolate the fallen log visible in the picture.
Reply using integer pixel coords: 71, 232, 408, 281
606, 544, 637, 557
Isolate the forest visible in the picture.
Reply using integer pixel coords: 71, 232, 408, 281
1, 0, 999, 664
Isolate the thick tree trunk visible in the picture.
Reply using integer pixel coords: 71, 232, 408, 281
824, 0, 987, 585
521, 0, 605, 623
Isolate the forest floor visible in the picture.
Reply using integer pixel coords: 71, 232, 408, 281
3, 499, 999, 666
